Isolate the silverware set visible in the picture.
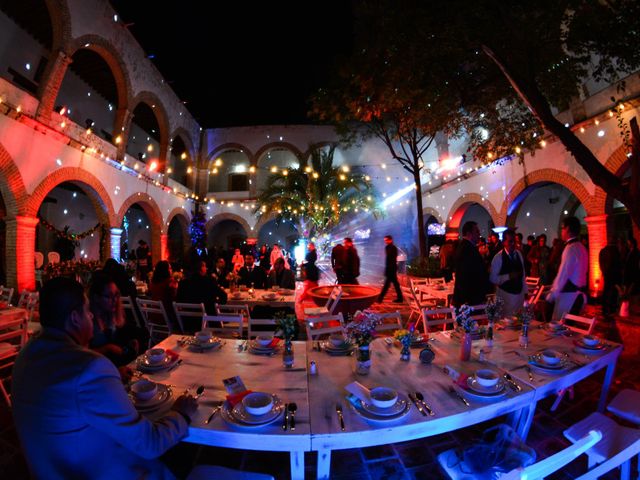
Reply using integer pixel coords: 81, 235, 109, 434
408, 392, 435, 416
204, 401, 223, 424
448, 386, 470, 406
281, 402, 298, 431
335, 403, 345, 431
503, 373, 522, 391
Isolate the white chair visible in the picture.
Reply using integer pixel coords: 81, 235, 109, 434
202, 314, 243, 339
429, 277, 446, 285
437, 428, 602, 480
217, 304, 250, 325
304, 313, 345, 341
247, 317, 278, 339
121, 296, 142, 328
16, 291, 39, 336
422, 307, 456, 334
402, 286, 438, 333
173, 302, 206, 333
47, 251, 60, 264
525, 276, 540, 294
409, 277, 429, 292
564, 412, 640, 479
187, 465, 274, 480
469, 303, 488, 324
562, 313, 596, 335
0, 286, 14, 305
552, 291, 586, 321
304, 285, 342, 316
607, 389, 640, 426
136, 298, 179, 345
0, 311, 28, 406
375, 311, 403, 335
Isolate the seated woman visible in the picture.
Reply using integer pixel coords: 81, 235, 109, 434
149, 260, 179, 331
89, 272, 140, 367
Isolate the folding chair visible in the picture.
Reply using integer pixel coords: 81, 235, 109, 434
216, 304, 250, 325
304, 313, 345, 341
304, 285, 342, 316
16, 291, 40, 336
202, 314, 244, 339
562, 313, 596, 335
0, 286, 14, 305
532, 284, 551, 304
429, 277, 446, 285
247, 317, 278, 339
422, 307, 456, 335
173, 302, 206, 334
525, 276, 540, 294
136, 298, 180, 345
402, 286, 438, 333
121, 296, 142, 328
552, 291, 586, 321
0, 311, 28, 406
375, 311, 403, 336
469, 303, 488, 324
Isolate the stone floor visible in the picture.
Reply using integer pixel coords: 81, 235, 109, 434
2, 291, 639, 479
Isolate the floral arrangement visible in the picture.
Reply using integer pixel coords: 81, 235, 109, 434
516, 301, 535, 325
485, 296, 504, 322
345, 310, 381, 346
455, 304, 477, 333
394, 328, 414, 348
275, 312, 298, 341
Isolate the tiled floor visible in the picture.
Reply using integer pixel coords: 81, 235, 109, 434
2, 292, 639, 479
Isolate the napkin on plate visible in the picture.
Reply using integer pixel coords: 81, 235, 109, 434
444, 364, 469, 387
267, 338, 282, 348
165, 349, 180, 362
226, 390, 254, 407
345, 381, 372, 403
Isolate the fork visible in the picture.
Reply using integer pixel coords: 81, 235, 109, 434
204, 401, 223, 424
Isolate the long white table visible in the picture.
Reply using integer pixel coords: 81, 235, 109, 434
225, 288, 297, 309
142, 325, 621, 479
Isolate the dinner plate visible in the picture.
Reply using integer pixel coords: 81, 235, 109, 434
136, 355, 178, 372
321, 341, 354, 355
352, 396, 411, 422
277, 289, 294, 296
466, 377, 506, 396
222, 395, 284, 427
360, 393, 409, 417
133, 384, 173, 410
573, 339, 605, 350
187, 337, 221, 351
261, 294, 278, 301
456, 383, 507, 401
528, 355, 571, 374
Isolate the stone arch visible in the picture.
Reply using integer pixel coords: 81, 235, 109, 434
0, 142, 29, 217
500, 168, 598, 224
117, 193, 164, 265
205, 213, 251, 238
66, 34, 133, 110
164, 207, 192, 235
207, 143, 254, 166
25, 167, 116, 226
596, 144, 630, 215
127, 91, 171, 170
254, 142, 304, 167
422, 207, 443, 225
446, 193, 500, 231
170, 127, 197, 162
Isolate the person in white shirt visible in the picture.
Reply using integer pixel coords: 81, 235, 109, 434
546, 216, 588, 319
489, 229, 526, 317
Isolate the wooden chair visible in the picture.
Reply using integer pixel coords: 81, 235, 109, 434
173, 302, 206, 334
422, 307, 456, 334
375, 311, 403, 336
47, 251, 60, 264
136, 298, 179, 345
121, 296, 142, 328
304, 286, 342, 316
0, 286, 14, 305
247, 317, 278, 339
438, 428, 602, 480
304, 313, 345, 341
562, 313, 596, 335
202, 314, 244, 339
0, 311, 28, 407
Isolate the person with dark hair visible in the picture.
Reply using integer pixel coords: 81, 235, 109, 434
12, 277, 197, 479
299, 242, 320, 301
522, 235, 536, 275
103, 258, 136, 298
377, 235, 403, 303
342, 237, 360, 284
237, 254, 267, 289
177, 261, 227, 324
331, 241, 346, 284
149, 260, 179, 330
599, 238, 622, 315
490, 229, 526, 317
135, 239, 151, 283
268, 257, 295, 289
453, 221, 491, 306
546, 216, 588, 319
258, 244, 271, 272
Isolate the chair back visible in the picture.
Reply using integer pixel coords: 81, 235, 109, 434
562, 313, 596, 335
305, 313, 345, 341
248, 317, 278, 339
325, 286, 343, 314
47, 251, 60, 264
532, 284, 551, 304
525, 276, 541, 293
0, 286, 14, 305
202, 314, 244, 339
410, 278, 429, 292
422, 307, 456, 332
216, 304, 250, 321
375, 311, 403, 335
16, 291, 38, 321
429, 277, 446, 285
121, 296, 142, 327
552, 291, 587, 321
34, 252, 44, 269
469, 303, 488, 323
136, 298, 174, 344
0, 310, 28, 406
173, 302, 206, 333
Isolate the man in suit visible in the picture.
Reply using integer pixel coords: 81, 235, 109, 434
377, 235, 403, 303
268, 257, 296, 290
238, 254, 267, 289
453, 221, 491, 306
342, 237, 361, 285
212, 257, 229, 288
12, 277, 198, 479
177, 260, 227, 319
331, 242, 346, 284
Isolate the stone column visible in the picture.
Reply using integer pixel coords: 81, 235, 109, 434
584, 214, 608, 297
36, 50, 73, 124
5, 216, 39, 292
110, 228, 124, 262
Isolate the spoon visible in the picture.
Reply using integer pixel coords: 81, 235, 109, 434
288, 403, 298, 431
414, 392, 434, 416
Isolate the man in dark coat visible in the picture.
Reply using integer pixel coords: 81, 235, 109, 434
377, 235, 403, 303
267, 258, 295, 289
238, 254, 267, 289
176, 261, 227, 322
453, 221, 491, 306
331, 242, 346, 284
342, 238, 360, 284
211, 257, 229, 288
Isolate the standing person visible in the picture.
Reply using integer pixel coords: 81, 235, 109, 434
489, 229, 526, 317
331, 242, 346, 284
136, 239, 151, 283
258, 244, 271, 271
439, 239, 455, 283
270, 244, 288, 270
377, 235, 403, 303
12, 277, 197, 479
599, 238, 622, 315
453, 221, 491, 306
522, 235, 536, 276
342, 238, 360, 284
299, 242, 320, 301
546, 216, 588, 319
623, 237, 640, 294
547, 238, 565, 284
487, 233, 503, 262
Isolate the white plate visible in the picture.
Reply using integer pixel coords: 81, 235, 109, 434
352, 396, 411, 422
529, 354, 569, 370
222, 395, 284, 427
466, 377, 506, 396
456, 383, 507, 401
136, 355, 178, 372
187, 337, 221, 350
360, 393, 409, 417
574, 339, 605, 350
133, 384, 173, 410
321, 342, 354, 355
545, 324, 568, 335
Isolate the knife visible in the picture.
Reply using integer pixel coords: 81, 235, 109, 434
335, 403, 345, 431
448, 386, 470, 407
407, 392, 427, 416
525, 366, 534, 382
282, 403, 289, 431
167, 359, 182, 371
503, 373, 522, 391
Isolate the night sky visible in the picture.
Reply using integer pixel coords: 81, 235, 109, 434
110, 1, 354, 128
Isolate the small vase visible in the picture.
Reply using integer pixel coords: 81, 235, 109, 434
519, 324, 529, 348
283, 339, 294, 368
459, 333, 472, 361
485, 321, 494, 348
356, 345, 371, 375
400, 343, 411, 361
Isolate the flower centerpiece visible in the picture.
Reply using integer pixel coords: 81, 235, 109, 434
485, 296, 504, 346
275, 313, 298, 367
517, 301, 535, 347
345, 310, 382, 374
455, 304, 475, 361
393, 328, 413, 361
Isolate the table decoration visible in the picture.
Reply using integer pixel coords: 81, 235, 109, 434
485, 297, 504, 347
454, 304, 475, 361
517, 302, 535, 348
393, 328, 413, 361
345, 310, 382, 374
276, 313, 298, 367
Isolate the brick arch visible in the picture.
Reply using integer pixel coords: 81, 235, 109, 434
423, 207, 443, 224
46, 0, 72, 51
595, 144, 630, 214
500, 168, 598, 225
25, 168, 116, 226
127, 91, 171, 171
65, 34, 133, 111
446, 193, 500, 231
170, 127, 197, 162
205, 213, 251, 238
117, 193, 163, 265
0, 142, 29, 217
254, 142, 304, 167
207, 143, 254, 166
164, 207, 191, 235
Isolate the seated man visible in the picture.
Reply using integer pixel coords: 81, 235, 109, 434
211, 257, 229, 288
268, 257, 296, 290
12, 277, 198, 480
177, 260, 228, 319
238, 254, 267, 289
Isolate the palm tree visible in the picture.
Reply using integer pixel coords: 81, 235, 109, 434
255, 145, 380, 241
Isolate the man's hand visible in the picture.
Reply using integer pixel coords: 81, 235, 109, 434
118, 366, 134, 383
172, 394, 198, 419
